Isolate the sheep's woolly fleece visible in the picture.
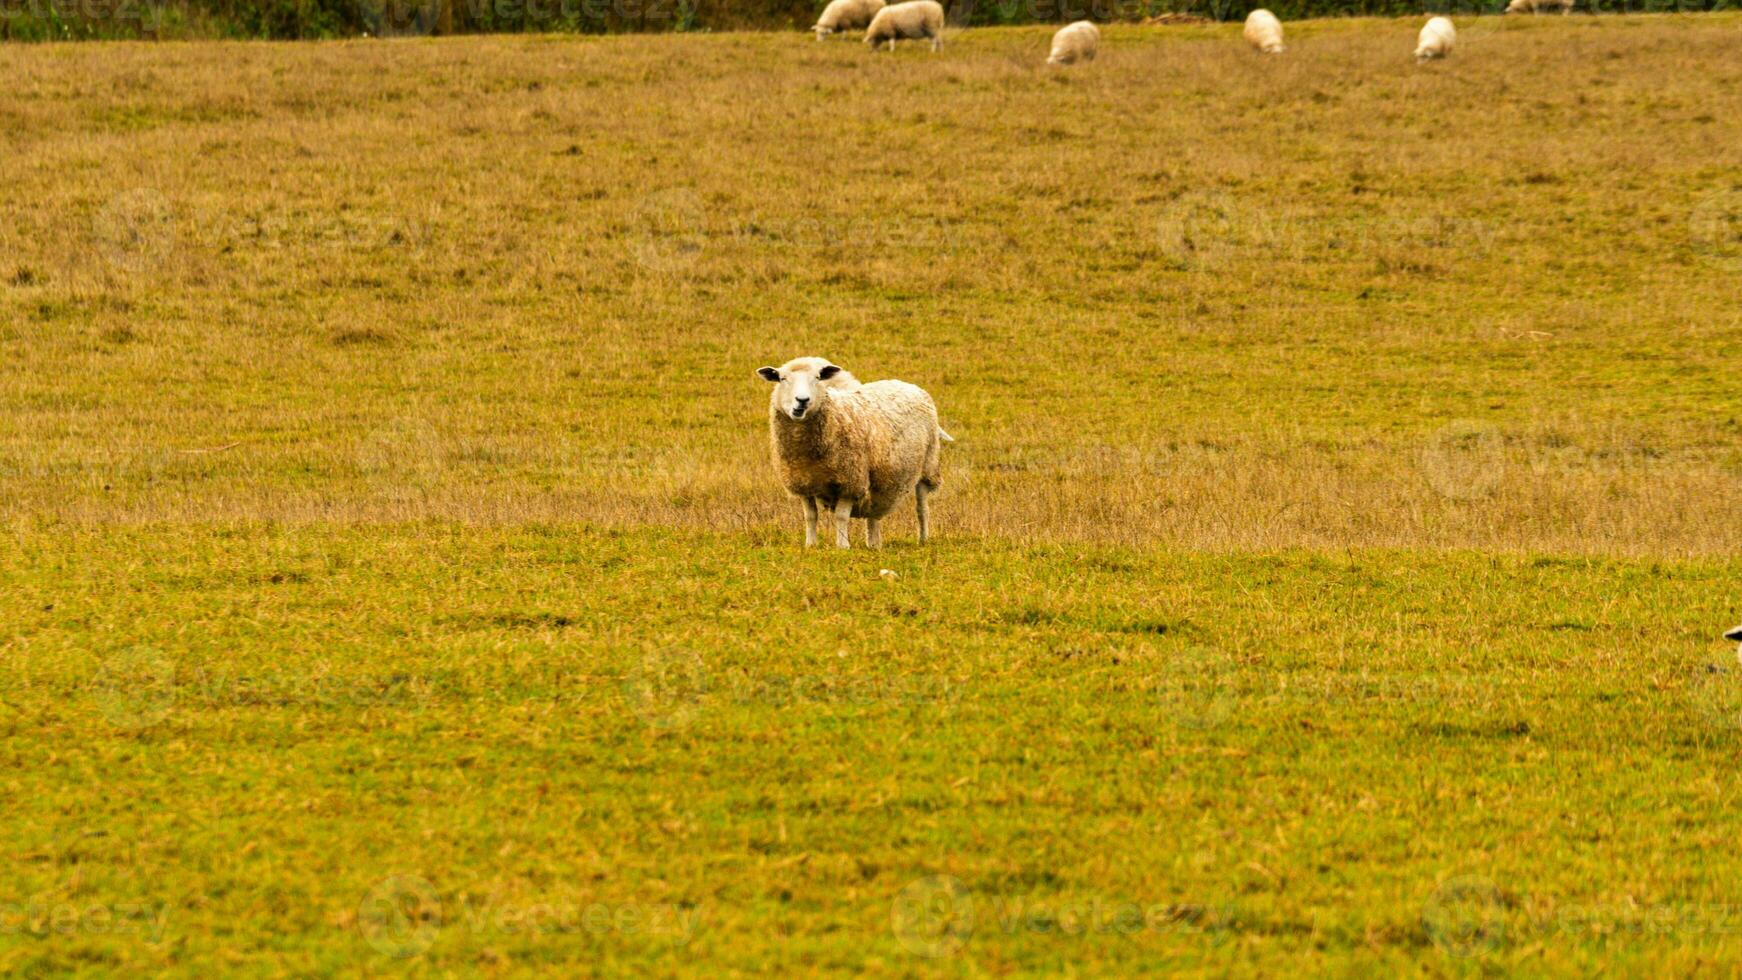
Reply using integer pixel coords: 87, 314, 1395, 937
865, 0, 945, 50
764, 357, 944, 521
1415, 17, 1455, 60
812, 0, 884, 38
1244, 9, 1285, 53
1048, 21, 1100, 66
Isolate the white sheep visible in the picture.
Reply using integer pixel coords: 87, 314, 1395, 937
757, 357, 952, 549
1505, 0, 1573, 12
1415, 16, 1455, 61
1047, 21, 1099, 66
1243, 9, 1285, 54
812, 0, 885, 40
864, 0, 944, 52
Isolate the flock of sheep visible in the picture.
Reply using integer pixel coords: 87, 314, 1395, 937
1240, 7, 1459, 61
770, 3, 1600, 550
812, 0, 1581, 63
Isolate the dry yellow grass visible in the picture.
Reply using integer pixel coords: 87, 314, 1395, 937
1, 17, 1740, 553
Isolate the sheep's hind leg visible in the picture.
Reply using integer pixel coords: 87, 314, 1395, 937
915, 483, 931, 543
803, 497, 819, 548
834, 497, 854, 549
866, 518, 882, 550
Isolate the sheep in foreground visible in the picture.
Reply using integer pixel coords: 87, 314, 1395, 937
757, 357, 952, 549
1243, 9, 1284, 54
812, 0, 885, 40
1047, 21, 1100, 66
1505, 0, 1574, 12
865, 0, 944, 52
1415, 16, 1455, 60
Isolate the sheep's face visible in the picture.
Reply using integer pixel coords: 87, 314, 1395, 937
758, 357, 850, 422
813, 24, 832, 39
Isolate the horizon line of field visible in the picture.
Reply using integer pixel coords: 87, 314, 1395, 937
1, 0, 1737, 44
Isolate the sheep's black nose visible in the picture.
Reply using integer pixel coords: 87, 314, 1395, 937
795, 397, 810, 406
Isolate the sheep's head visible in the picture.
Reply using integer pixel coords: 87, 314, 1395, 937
757, 357, 856, 422
813, 23, 832, 39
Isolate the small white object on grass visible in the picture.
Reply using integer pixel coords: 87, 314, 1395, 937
1047, 21, 1099, 66
812, 0, 885, 40
880, 569, 898, 581
864, 0, 945, 52
1243, 9, 1285, 54
1415, 17, 1455, 61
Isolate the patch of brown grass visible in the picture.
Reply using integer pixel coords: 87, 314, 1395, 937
0, 18, 1739, 553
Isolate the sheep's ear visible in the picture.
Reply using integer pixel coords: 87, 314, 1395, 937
757, 366, 781, 382
818, 365, 842, 380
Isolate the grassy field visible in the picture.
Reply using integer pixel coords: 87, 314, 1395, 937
2, 14, 1742, 975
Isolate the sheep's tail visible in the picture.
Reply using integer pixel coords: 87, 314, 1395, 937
937, 427, 955, 444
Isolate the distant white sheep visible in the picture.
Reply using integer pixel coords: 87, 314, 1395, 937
1415, 16, 1455, 60
1244, 9, 1285, 54
865, 0, 944, 52
1505, 0, 1574, 13
812, 0, 885, 40
1047, 21, 1099, 66
757, 357, 952, 549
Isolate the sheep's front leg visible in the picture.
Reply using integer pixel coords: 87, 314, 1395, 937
915, 484, 930, 543
866, 518, 882, 550
833, 497, 854, 549
803, 496, 819, 548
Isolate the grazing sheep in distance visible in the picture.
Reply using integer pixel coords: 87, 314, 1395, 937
865, 0, 945, 52
1244, 9, 1285, 54
1505, 0, 1574, 12
1415, 16, 1455, 60
757, 357, 953, 549
812, 0, 885, 40
1047, 21, 1100, 66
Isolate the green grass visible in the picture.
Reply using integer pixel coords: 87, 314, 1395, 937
3, 16, 1742, 975
4, 524, 1742, 973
